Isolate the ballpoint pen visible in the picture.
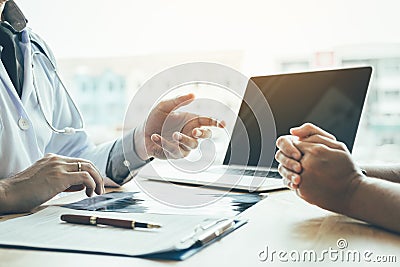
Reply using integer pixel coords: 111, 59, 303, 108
60, 214, 162, 230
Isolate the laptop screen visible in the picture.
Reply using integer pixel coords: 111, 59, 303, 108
223, 66, 372, 168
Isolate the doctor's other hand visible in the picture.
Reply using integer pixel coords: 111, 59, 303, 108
134, 93, 225, 160
0, 154, 105, 214
275, 123, 341, 189
289, 140, 364, 215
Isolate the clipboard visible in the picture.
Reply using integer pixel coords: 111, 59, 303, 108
0, 206, 247, 261
141, 219, 247, 260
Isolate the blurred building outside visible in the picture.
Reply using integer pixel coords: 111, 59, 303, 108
57, 50, 244, 163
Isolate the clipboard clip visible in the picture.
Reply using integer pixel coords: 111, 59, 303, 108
179, 218, 235, 247
197, 219, 235, 245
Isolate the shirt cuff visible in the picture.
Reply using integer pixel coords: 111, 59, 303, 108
106, 129, 151, 185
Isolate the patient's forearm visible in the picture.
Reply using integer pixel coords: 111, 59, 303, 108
345, 176, 400, 234
361, 164, 400, 183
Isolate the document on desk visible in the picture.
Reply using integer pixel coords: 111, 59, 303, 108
0, 206, 246, 260
63, 191, 265, 216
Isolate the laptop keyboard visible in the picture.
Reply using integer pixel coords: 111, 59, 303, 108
209, 168, 282, 179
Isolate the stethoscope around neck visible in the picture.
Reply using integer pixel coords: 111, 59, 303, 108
31, 50, 85, 135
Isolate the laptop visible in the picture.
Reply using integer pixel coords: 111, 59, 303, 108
140, 66, 373, 192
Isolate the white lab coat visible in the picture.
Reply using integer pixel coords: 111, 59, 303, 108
0, 28, 114, 180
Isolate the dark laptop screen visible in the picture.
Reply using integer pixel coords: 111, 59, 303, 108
223, 67, 372, 168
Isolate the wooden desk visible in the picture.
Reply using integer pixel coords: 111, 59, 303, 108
1, 178, 399, 267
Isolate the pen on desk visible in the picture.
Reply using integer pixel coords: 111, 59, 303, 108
60, 214, 162, 230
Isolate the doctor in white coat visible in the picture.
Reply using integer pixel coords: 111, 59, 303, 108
0, 0, 224, 214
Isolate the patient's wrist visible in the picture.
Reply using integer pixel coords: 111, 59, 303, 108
341, 173, 367, 218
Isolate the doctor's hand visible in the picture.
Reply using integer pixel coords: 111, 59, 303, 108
0, 154, 105, 214
275, 123, 339, 189
134, 93, 225, 160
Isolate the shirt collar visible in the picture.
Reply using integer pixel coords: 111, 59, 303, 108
2, 0, 27, 33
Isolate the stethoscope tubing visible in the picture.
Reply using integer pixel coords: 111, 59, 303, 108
31, 50, 85, 135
